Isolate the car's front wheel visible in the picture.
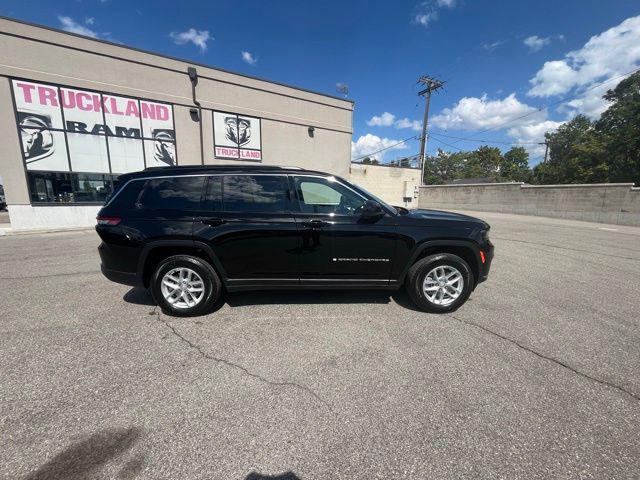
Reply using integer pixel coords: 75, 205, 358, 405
150, 255, 221, 317
406, 253, 474, 313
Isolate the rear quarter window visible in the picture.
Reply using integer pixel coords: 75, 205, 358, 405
106, 179, 146, 210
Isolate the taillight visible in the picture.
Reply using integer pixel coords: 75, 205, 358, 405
96, 216, 121, 226
479, 250, 486, 264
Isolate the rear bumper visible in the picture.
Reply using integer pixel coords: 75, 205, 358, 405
98, 241, 142, 287
101, 264, 140, 287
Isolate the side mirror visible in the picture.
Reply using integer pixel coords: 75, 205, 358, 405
360, 199, 384, 219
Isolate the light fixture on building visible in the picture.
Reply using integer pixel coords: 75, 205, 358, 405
308, 126, 315, 137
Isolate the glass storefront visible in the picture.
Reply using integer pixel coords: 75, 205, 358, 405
11, 79, 178, 204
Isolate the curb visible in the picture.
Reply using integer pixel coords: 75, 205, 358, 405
0, 226, 95, 236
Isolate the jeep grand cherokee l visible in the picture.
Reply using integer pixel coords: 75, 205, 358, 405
96, 165, 493, 316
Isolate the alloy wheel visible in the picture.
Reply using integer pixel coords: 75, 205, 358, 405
422, 265, 464, 306
160, 267, 205, 309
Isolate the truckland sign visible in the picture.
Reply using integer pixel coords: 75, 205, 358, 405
11, 79, 176, 174
213, 111, 262, 161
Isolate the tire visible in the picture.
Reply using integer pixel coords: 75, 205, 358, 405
406, 253, 474, 313
150, 255, 222, 317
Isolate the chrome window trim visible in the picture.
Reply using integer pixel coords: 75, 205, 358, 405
103, 172, 372, 210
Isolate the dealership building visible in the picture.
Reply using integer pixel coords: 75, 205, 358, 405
0, 17, 355, 230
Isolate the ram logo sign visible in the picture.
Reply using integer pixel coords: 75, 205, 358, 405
213, 111, 262, 161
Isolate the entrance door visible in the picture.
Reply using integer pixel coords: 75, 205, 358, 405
291, 175, 397, 286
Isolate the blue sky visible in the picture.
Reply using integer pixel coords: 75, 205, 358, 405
1, 0, 639, 165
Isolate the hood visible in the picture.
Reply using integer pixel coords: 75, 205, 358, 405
405, 208, 482, 222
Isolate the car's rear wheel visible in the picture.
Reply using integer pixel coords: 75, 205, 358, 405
151, 255, 221, 317
406, 253, 474, 313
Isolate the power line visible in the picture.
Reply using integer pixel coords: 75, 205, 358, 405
429, 131, 541, 146
444, 66, 640, 147
351, 134, 420, 162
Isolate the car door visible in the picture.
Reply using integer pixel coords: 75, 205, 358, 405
192, 174, 300, 288
290, 174, 397, 286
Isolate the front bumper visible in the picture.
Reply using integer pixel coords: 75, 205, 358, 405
477, 239, 494, 283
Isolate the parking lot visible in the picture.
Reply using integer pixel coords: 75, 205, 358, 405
1, 211, 639, 479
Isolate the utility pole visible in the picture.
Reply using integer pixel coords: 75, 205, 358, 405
417, 75, 445, 185
539, 141, 549, 163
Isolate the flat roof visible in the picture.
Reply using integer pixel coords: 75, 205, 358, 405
0, 15, 354, 105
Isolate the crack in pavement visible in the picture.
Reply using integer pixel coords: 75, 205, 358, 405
449, 315, 640, 402
150, 307, 331, 409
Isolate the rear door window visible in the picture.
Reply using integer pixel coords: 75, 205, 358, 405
222, 175, 289, 213
139, 176, 205, 211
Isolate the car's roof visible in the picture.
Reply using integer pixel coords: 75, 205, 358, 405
119, 164, 330, 180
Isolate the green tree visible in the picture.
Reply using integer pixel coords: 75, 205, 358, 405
500, 147, 531, 182
461, 146, 502, 179
423, 149, 466, 184
532, 115, 607, 184
595, 72, 640, 185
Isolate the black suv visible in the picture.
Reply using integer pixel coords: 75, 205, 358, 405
97, 165, 493, 316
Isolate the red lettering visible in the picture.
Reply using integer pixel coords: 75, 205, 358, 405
60, 89, 76, 108
156, 105, 169, 121
101, 96, 110, 114
141, 102, 155, 120
76, 92, 92, 111
38, 86, 59, 107
109, 97, 123, 115
16, 82, 36, 103
125, 100, 140, 117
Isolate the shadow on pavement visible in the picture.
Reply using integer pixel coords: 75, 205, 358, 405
24, 427, 143, 480
123, 286, 401, 309
245, 472, 301, 480
123, 288, 156, 306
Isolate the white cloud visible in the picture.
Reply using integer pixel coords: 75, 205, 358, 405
432, 93, 544, 131
432, 93, 563, 157
482, 40, 505, 52
170, 28, 211, 52
507, 120, 565, 157
367, 112, 396, 127
58, 16, 99, 38
524, 35, 551, 52
414, 12, 437, 26
528, 15, 640, 108
241, 51, 257, 65
351, 134, 409, 161
367, 112, 422, 131
413, 0, 457, 28
395, 118, 423, 131
85, 17, 95, 26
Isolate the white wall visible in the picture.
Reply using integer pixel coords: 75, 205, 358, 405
8, 204, 101, 230
349, 163, 420, 208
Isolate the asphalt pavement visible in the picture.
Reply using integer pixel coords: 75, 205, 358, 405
1, 211, 639, 479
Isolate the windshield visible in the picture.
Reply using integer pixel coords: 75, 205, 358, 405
342, 178, 398, 215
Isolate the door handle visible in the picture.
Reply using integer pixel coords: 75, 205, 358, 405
303, 219, 328, 229
200, 217, 227, 227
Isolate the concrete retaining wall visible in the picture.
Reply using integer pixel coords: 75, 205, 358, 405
419, 182, 640, 226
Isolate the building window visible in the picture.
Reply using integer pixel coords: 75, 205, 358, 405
11, 79, 177, 205
27, 171, 117, 204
